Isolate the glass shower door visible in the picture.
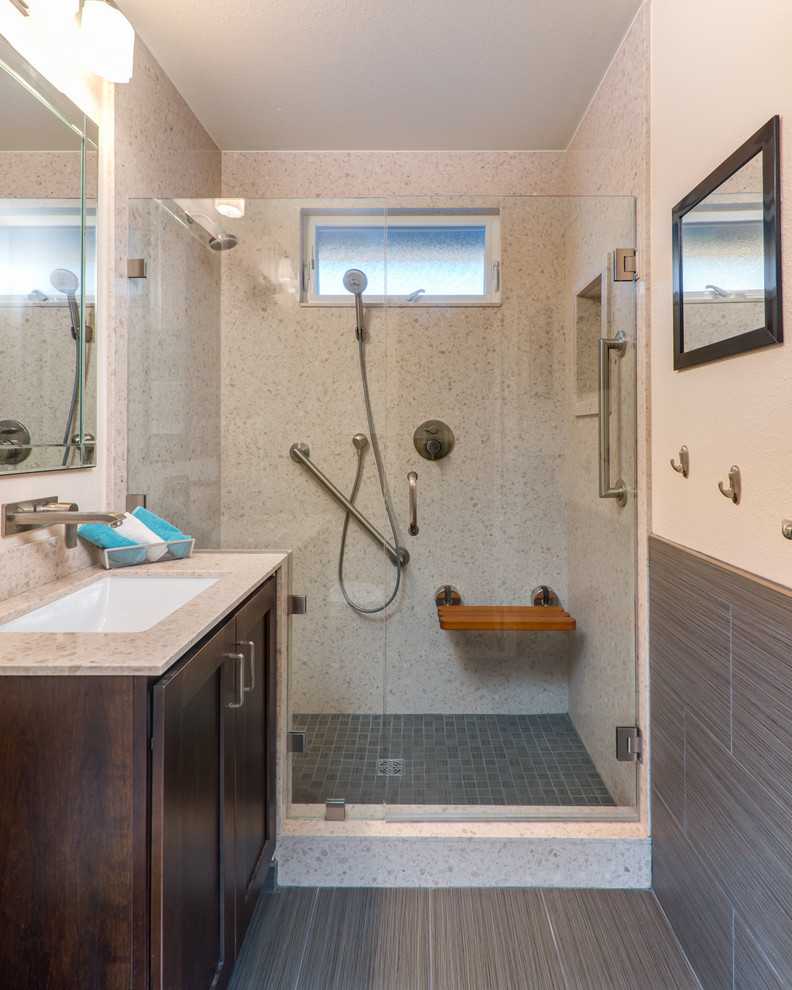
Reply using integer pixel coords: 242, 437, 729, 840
379, 194, 639, 820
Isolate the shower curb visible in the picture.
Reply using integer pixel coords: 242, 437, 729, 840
274, 834, 651, 888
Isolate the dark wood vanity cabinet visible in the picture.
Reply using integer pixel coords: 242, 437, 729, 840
150, 578, 277, 990
0, 575, 278, 990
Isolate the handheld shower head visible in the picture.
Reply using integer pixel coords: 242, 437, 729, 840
50, 268, 81, 339
352, 433, 368, 453
50, 268, 79, 294
343, 269, 368, 294
343, 269, 367, 338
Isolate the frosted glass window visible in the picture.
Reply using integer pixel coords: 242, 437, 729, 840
302, 210, 500, 305
0, 201, 96, 299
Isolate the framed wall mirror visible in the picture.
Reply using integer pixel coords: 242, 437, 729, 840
0, 36, 98, 474
672, 115, 781, 369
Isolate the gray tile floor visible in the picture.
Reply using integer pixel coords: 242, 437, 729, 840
229, 887, 702, 990
291, 713, 616, 806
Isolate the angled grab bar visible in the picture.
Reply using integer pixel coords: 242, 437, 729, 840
290, 442, 409, 567
598, 331, 628, 507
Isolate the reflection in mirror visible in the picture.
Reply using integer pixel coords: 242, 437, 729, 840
0, 38, 98, 473
673, 116, 781, 369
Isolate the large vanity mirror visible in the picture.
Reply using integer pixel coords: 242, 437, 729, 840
0, 36, 98, 474
673, 116, 781, 369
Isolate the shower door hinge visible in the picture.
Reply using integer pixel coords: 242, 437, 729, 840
616, 725, 643, 762
288, 595, 307, 615
613, 248, 637, 282
127, 259, 147, 279
287, 731, 307, 753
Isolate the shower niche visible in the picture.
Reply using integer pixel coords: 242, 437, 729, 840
127, 192, 638, 825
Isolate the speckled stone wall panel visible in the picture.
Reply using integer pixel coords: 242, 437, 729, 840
0, 152, 83, 197
0, 537, 94, 602
221, 152, 567, 200
127, 200, 221, 546
0, 303, 97, 474
112, 40, 222, 512
220, 196, 573, 716
275, 835, 651, 888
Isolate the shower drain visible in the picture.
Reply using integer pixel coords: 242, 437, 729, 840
377, 759, 404, 776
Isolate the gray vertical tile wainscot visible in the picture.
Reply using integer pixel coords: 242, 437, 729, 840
649, 536, 792, 989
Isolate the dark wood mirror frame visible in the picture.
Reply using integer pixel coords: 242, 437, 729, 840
672, 115, 782, 369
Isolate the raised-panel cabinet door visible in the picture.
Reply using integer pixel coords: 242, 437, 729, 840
233, 577, 277, 947
150, 618, 238, 990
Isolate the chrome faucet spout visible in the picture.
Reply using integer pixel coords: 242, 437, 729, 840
3, 498, 125, 549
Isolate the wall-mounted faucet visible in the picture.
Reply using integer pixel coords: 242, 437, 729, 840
3, 497, 125, 549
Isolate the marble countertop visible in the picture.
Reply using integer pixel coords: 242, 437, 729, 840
0, 551, 286, 676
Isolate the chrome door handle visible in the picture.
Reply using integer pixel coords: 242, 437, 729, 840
408, 471, 418, 535
226, 652, 246, 708
240, 639, 255, 693
598, 331, 628, 507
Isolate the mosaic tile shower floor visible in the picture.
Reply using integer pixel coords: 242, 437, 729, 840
290, 713, 616, 806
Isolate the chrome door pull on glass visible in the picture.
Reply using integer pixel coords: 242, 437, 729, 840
226, 652, 246, 708
718, 465, 741, 504
598, 331, 628, 507
670, 445, 689, 478
239, 640, 255, 693
408, 471, 418, 535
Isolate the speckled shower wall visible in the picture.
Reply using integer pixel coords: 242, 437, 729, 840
220, 195, 613, 721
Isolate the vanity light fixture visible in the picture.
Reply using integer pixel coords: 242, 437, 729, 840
37, 0, 80, 17
80, 0, 135, 83
214, 198, 245, 219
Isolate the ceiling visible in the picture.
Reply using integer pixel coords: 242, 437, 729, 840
117, 0, 643, 152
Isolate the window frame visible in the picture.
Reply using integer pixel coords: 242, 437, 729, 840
300, 208, 501, 307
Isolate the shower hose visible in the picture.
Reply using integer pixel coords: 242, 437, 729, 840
337, 332, 403, 614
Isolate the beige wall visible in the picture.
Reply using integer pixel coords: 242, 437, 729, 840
650, 0, 792, 586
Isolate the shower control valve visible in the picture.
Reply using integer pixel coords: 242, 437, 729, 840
413, 420, 454, 461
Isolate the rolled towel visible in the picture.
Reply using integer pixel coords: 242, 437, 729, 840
77, 523, 148, 565
132, 506, 192, 558
113, 513, 169, 561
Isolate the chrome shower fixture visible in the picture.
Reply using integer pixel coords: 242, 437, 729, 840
343, 268, 367, 339
185, 211, 239, 251
50, 268, 81, 339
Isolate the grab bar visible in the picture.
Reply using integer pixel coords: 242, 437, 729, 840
290, 442, 409, 566
598, 331, 628, 507
408, 472, 418, 535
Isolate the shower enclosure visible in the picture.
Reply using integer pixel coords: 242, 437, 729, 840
128, 193, 638, 823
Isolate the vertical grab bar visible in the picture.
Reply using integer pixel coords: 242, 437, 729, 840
408, 472, 418, 535
598, 331, 628, 507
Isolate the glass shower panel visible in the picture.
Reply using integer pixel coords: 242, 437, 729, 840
218, 199, 391, 821
379, 196, 638, 820
127, 199, 222, 545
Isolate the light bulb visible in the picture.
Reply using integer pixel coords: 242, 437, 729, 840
80, 1, 135, 84
214, 198, 245, 219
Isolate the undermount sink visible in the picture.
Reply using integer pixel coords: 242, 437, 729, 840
0, 576, 219, 633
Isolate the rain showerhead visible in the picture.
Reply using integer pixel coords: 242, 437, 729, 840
343, 269, 368, 294
185, 211, 239, 251
209, 231, 238, 251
